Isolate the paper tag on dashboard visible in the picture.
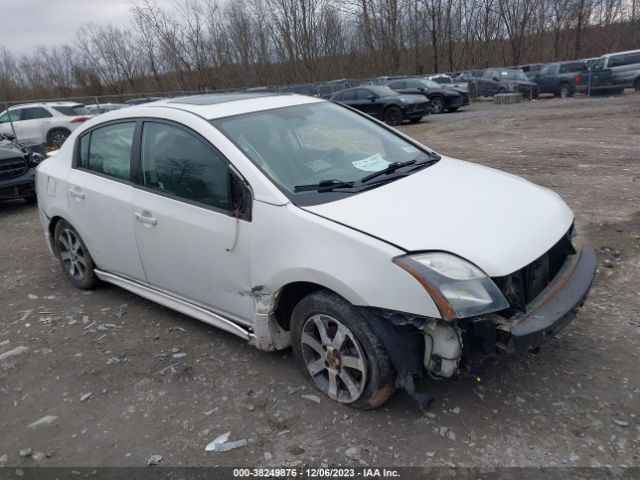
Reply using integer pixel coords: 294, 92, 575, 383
352, 154, 390, 172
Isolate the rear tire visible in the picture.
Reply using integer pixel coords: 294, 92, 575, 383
47, 128, 70, 148
290, 290, 396, 409
558, 85, 571, 98
384, 106, 403, 126
53, 220, 99, 289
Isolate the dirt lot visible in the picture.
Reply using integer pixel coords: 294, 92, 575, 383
1, 94, 639, 469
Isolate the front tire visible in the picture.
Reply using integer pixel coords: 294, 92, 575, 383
384, 106, 403, 126
291, 290, 396, 409
53, 220, 99, 289
430, 96, 445, 114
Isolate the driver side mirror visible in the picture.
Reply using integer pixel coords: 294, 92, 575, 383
367, 95, 376, 101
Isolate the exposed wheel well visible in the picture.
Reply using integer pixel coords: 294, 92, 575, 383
49, 215, 63, 239
274, 281, 339, 331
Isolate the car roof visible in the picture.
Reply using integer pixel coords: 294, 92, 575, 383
5, 101, 83, 109
602, 49, 640, 57
130, 93, 324, 120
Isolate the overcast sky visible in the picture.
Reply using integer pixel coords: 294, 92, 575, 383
0, 0, 173, 55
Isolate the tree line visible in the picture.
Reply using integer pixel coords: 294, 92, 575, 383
1, 0, 639, 101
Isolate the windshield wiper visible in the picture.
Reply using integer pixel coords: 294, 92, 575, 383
293, 179, 356, 193
359, 159, 416, 183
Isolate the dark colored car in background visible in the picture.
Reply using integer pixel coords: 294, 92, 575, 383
331, 86, 429, 125
0, 134, 44, 203
385, 78, 469, 114
534, 61, 591, 97
475, 68, 540, 98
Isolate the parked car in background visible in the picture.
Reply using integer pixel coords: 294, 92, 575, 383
36, 93, 596, 409
518, 64, 546, 78
86, 103, 128, 115
474, 69, 540, 98
454, 70, 484, 82
0, 133, 44, 203
533, 61, 590, 97
0, 102, 91, 148
425, 74, 468, 91
386, 78, 470, 114
589, 49, 640, 92
331, 86, 429, 125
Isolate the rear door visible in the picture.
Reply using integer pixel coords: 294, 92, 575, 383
18, 107, 53, 145
66, 121, 147, 281
131, 120, 254, 322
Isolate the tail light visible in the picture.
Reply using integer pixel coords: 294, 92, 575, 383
70, 116, 90, 123
575, 75, 581, 84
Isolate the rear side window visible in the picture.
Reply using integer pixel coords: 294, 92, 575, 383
21, 107, 53, 120
140, 122, 230, 211
53, 105, 90, 116
610, 52, 640, 67
336, 90, 355, 101
389, 81, 406, 89
77, 122, 135, 181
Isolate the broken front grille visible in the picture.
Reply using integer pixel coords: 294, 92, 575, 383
493, 226, 576, 316
0, 157, 27, 180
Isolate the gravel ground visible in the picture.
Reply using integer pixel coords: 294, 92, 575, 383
0, 93, 639, 469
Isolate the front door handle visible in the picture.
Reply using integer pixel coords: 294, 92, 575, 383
68, 188, 85, 200
135, 211, 157, 226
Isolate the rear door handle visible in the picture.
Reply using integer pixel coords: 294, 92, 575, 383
68, 188, 85, 200
135, 211, 157, 226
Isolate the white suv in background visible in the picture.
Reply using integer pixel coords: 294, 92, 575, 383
0, 102, 92, 148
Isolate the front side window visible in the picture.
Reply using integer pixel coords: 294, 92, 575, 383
140, 122, 230, 211
213, 101, 438, 206
0, 109, 22, 123
78, 122, 135, 181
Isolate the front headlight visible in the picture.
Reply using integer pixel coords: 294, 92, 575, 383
393, 252, 509, 320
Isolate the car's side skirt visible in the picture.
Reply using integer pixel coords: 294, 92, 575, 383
94, 269, 254, 342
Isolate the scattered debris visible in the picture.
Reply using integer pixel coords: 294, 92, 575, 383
146, 454, 163, 466
301, 394, 321, 403
345, 447, 360, 459
172, 352, 187, 359
80, 392, 93, 402
0, 454, 7, 465
612, 419, 629, 427
204, 409, 218, 416
19, 448, 32, 458
263, 452, 273, 461
28, 294, 38, 300
205, 432, 248, 452
32, 451, 45, 462
0, 346, 28, 363
28, 415, 58, 429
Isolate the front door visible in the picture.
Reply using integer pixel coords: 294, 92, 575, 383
131, 120, 254, 324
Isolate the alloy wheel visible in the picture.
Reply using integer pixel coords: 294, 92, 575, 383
58, 228, 87, 280
300, 314, 367, 403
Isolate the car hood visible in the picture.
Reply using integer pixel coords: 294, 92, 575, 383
0, 141, 25, 160
303, 157, 574, 276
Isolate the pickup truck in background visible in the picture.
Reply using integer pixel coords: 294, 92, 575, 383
533, 61, 591, 97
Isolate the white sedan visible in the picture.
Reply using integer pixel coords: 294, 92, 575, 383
36, 93, 596, 408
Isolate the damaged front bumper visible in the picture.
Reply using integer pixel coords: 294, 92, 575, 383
497, 246, 597, 352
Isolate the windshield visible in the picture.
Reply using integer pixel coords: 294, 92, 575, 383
212, 102, 437, 205
499, 70, 528, 81
369, 86, 399, 97
419, 79, 442, 89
